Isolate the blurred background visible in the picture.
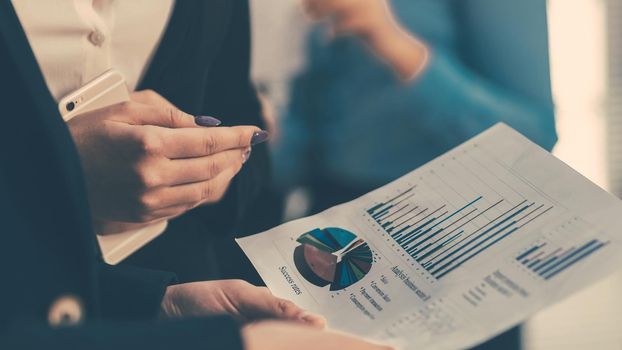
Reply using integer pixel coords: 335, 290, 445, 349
249, 0, 622, 348
525, 0, 622, 349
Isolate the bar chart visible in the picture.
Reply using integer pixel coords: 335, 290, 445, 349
365, 143, 557, 280
368, 192, 553, 279
516, 238, 609, 280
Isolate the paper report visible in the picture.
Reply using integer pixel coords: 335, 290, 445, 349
237, 124, 622, 349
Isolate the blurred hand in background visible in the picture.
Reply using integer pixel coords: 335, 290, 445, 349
303, 0, 429, 79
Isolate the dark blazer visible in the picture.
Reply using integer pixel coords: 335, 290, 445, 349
0, 0, 261, 348
121, 0, 270, 282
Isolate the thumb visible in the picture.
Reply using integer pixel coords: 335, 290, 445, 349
113, 102, 199, 129
244, 288, 326, 328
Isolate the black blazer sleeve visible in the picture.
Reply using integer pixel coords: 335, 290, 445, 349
97, 263, 176, 321
2, 316, 243, 350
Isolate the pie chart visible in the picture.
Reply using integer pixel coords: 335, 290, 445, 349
293, 227, 373, 291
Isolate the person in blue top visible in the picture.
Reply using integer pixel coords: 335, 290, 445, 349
274, 0, 556, 198
272, 0, 558, 348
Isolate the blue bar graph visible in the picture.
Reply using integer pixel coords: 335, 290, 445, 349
515, 239, 609, 280
367, 188, 554, 280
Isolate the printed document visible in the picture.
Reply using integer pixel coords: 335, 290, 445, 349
238, 124, 622, 349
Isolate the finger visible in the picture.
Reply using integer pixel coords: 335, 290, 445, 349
242, 288, 304, 320
160, 125, 265, 158
304, 0, 356, 18
332, 12, 367, 35
131, 89, 177, 110
194, 161, 242, 207
139, 203, 192, 223
318, 329, 397, 350
331, 334, 396, 350
241, 288, 326, 329
164, 148, 246, 186
265, 298, 326, 329
242, 321, 395, 350
109, 101, 198, 129
143, 163, 241, 210
302, 0, 321, 19
297, 311, 327, 329
131, 90, 222, 128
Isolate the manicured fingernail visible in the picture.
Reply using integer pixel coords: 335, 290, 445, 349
195, 115, 222, 127
242, 147, 252, 164
300, 312, 326, 328
251, 130, 269, 146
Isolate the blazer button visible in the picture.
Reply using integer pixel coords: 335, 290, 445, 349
88, 30, 106, 47
48, 295, 84, 327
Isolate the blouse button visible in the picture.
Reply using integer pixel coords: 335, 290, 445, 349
48, 295, 84, 327
88, 30, 106, 47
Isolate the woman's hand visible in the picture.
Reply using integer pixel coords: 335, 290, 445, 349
243, 321, 395, 350
161, 280, 394, 350
303, 0, 429, 80
68, 90, 268, 225
159, 280, 325, 327
304, 0, 395, 39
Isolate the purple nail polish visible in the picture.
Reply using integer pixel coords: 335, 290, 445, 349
195, 115, 222, 127
251, 130, 269, 146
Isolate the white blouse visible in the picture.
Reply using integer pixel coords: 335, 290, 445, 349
12, 0, 174, 101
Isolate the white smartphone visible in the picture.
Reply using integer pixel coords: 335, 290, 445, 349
58, 69, 130, 121
58, 69, 167, 265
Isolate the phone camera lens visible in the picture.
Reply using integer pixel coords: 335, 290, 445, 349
66, 102, 75, 112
